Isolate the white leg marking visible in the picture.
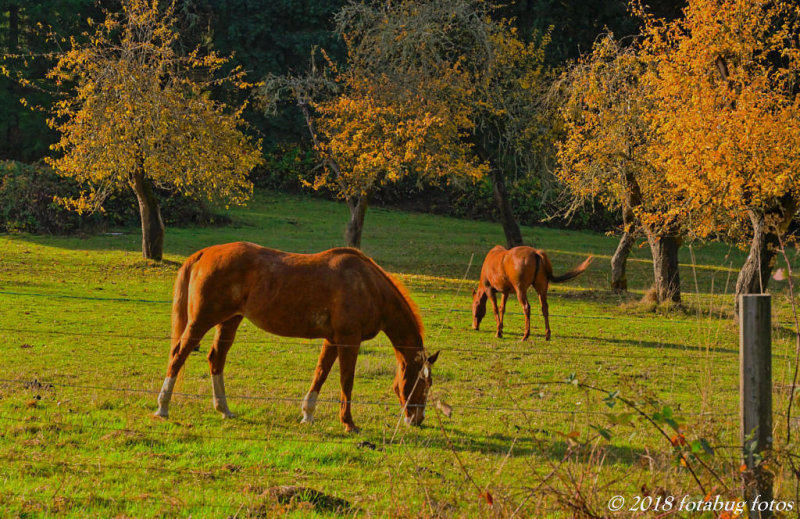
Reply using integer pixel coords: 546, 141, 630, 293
212, 373, 235, 418
301, 391, 318, 423
154, 376, 175, 418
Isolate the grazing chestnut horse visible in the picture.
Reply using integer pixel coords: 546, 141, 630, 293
154, 242, 438, 432
472, 246, 593, 341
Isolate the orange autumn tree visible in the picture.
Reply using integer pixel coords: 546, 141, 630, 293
46, 0, 263, 261
331, 0, 551, 249
640, 0, 800, 310
263, 0, 549, 248
264, 51, 484, 248
557, 34, 682, 302
312, 85, 483, 248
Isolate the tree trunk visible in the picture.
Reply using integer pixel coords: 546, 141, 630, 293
132, 167, 165, 261
611, 205, 636, 293
345, 194, 368, 249
735, 212, 772, 300
646, 231, 681, 303
490, 169, 523, 248
734, 198, 798, 315
611, 232, 634, 293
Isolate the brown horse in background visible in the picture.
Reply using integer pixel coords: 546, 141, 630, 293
154, 242, 438, 433
472, 246, 593, 341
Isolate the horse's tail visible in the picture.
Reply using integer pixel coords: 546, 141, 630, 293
171, 251, 203, 381
545, 254, 594, 283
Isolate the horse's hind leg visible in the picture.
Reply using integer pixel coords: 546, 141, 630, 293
155, 320, 212, 418
336, 337, 361, 433
538, 291, 551, 341
515, 288, 531, 341
208, 315, 243, 418
302, 340, 338, 424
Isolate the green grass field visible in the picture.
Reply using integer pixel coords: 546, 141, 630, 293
1, 191, 798, 517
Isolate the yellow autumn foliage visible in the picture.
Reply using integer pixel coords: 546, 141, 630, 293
311, 70, 487, 199
557, 33, 661, 221
299, 0, 548, 201
45, 0, 263, 214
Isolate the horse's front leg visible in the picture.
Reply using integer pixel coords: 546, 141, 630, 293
498, 292, 509, 337
336, 337, 361, 433
302, 340, 338, 424
208, 316, 243, 418
489, 289, 502, 338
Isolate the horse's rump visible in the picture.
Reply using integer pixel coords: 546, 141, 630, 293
171, 250, 204, 350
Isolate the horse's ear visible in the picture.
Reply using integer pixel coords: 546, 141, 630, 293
428, 351, 440, 365
472, 287, 477, 296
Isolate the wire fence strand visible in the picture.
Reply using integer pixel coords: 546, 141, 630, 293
0, 376, 739, 419
0, 324, 744, 362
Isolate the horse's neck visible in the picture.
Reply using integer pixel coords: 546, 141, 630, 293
383, 310, 423, 361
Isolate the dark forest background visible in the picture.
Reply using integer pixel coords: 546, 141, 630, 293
0, 0, 685, 233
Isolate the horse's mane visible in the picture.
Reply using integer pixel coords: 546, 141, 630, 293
334, 248, 425, 339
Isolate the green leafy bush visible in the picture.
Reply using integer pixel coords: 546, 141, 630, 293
251, 143, 320, 192
0, 161, 86, 233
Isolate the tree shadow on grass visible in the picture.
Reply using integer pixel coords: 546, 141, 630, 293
535, 333, 738, 355
155, 405, 654, 467
412, 425, 648, 466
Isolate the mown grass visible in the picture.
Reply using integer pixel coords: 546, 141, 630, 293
1, 191, 798, 517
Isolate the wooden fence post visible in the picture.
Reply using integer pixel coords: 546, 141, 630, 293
739, 294, 773, 518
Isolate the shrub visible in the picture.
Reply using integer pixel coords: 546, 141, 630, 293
0, 161, 228, 234
0, 161, 87, 233
251, 143, 319, 192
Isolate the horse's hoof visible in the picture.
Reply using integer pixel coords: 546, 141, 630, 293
495, 332, 503, 338
301, 416, 314, 424
221, 412, 236, 419
344, 425, 360, 434
545, 334, 551, 341
153, 410, 168, 419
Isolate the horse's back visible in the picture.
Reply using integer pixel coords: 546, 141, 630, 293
180, 243, 393, 340
256, 247, 394, 339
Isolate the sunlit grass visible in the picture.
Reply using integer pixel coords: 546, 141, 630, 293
0, 191, 797, 516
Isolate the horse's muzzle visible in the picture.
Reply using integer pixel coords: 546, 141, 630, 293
405, 409, 425, 426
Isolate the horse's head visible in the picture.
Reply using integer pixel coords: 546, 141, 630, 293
393, 350, 439, 426
472, 286, 487, 330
